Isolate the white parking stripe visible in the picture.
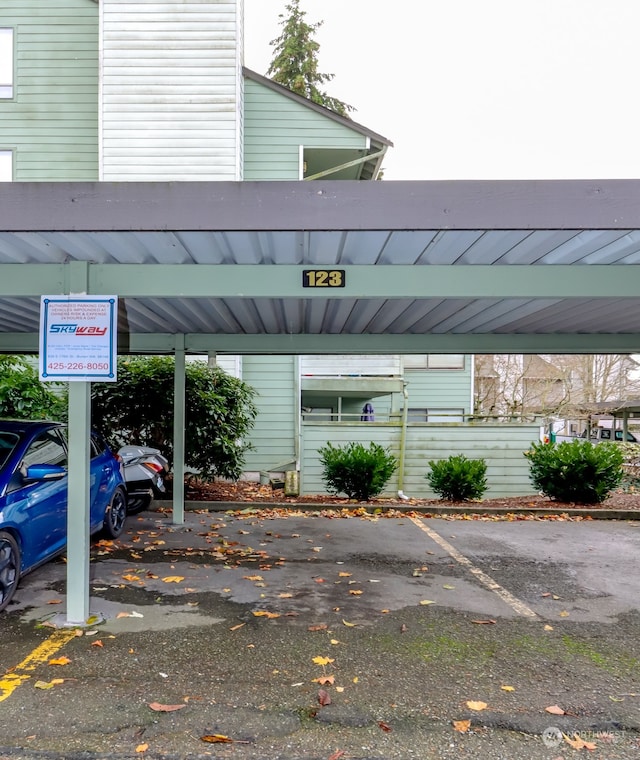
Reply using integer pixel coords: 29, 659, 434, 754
409, 516, 538, 619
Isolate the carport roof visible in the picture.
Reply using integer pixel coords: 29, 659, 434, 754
2, 178, 640, 355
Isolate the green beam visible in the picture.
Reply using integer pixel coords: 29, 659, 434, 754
3, 263, 640, 299
1, 264, 66, 295
88, 264, 640, 299
4, 331, 640, 354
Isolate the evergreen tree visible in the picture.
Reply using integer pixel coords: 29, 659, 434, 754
267, 0, 354, 117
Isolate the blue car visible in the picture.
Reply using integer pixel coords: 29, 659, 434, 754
0, 420, 128, 612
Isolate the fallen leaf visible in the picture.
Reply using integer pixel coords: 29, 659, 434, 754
335, 686, 345, 693
162, 576, 184, 583
330, 639, 340, 645
91, 640, 104, 648
338, 572, 352, 577
349, 590, 363, 596
378, 720, 392, 732
229, 623, 245, 631
48, 657, 71, 666
308, 624, 328, 631
252, 610, 280, 619
545, 704, 566, 715
327, 751, 346, 760
47, 599, 62, 605
500, 685, 515, 692
400, 624, 408, 633
466, 700, 487, 711
279, 592, 294, 598
453, 719, 471, 733
122, 574, 140, 581
313, 675, 335, 685
564, 732, 596, 750
312, 656, 335, 666
148, 702, 186, 712
34, 679, 65, 690
342, 619, 357, 627
135, 743, 149, 753
544, 624, 554, 631
443, 584, 456, 590
201, 734, 248, 744
419, 600, 435, 606
318, 689, 331, 706
243, 575, 263, 581
559, 610, 570, 617
471, 619, 496, 625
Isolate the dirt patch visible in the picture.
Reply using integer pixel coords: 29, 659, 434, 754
180, 477, 640, 511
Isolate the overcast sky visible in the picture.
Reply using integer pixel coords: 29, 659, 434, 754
244, 0, 640, 181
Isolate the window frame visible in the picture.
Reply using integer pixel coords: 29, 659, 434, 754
408, 407, 465, 423
403, 354, 465, 370
0, 149, 14, 182
0, 28, 14, 99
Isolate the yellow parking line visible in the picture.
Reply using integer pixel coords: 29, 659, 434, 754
0, 628, 78, 702
409, 516, 538, 619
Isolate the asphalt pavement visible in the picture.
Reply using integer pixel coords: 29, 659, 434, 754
1, 506, 640, 759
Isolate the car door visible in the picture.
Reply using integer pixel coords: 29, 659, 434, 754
3, 428, 68, 570
88, 433, 117, 530
55, 429, 114, 532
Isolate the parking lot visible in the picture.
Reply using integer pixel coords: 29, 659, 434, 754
2, 508, 640, 759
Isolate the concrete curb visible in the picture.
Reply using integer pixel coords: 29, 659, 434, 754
152, 500, 640, 520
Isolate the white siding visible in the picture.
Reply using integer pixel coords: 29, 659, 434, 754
100, 0, 242, 181
301, 354, 402, 376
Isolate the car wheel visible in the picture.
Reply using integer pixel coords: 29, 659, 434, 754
0, 531, 21, 613
103, 488, 128, 539
126, 493, 152, 515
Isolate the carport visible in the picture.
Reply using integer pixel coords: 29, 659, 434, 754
2, 178, 640, 624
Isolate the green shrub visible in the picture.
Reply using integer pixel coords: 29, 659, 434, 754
524, 439, 623, 504
91, 356, 257, 480
426, 454, 488, 501
0, 356, 66, 420
318, 441, 397, 501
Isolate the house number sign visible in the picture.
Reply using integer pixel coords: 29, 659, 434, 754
302, 269, 346, 288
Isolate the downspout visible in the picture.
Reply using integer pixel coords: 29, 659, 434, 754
294, 354, 301, 494
397, 382, 410, 500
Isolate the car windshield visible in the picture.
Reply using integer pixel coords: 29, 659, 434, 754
0, 431, 20, 471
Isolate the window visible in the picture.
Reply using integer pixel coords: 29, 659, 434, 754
22, 431, 68, 469
0, 28, 14, 99
302, 407, 333, 421
404, 354, 465, 370
8, 429, 68, 492
0, 150, 13, 181
408, 408, 465, 423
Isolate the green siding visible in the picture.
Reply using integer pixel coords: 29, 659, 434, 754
302, 422, 540, 498
1, 0, 99, 180
396, 364, 473, 414
243, 79, 368, 180
241, 355, 297, 472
